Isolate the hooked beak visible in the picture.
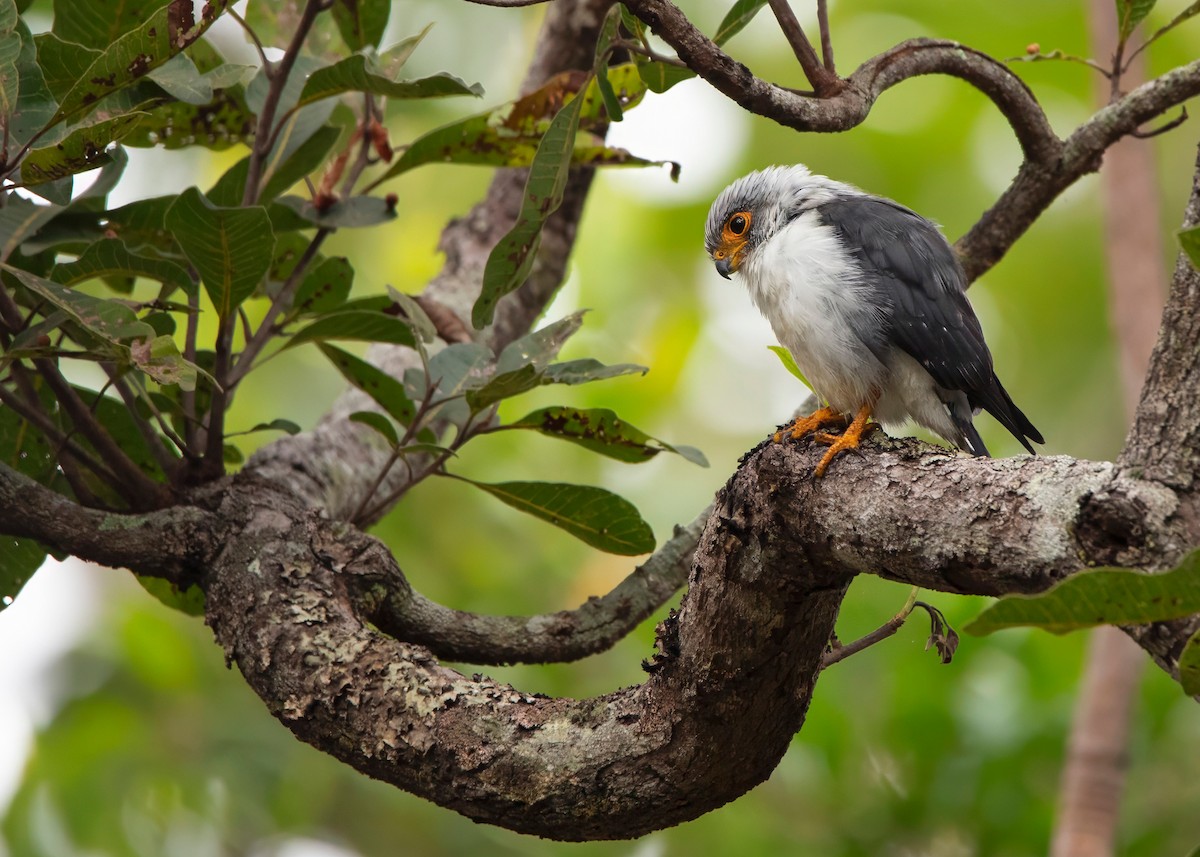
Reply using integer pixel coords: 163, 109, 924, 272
715, 256, 734, 279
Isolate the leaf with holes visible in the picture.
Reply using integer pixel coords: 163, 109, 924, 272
165, 187, 275, 317
21, 113, 146, 187
474, 88, 586, 328
318, 343, 417, 425
509, 406, 708, 465
53, 0, 230, 124
462, 478, 654, 555
965, 549, 1200, 635
3, 265, 155, 344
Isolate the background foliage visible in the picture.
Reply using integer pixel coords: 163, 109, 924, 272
3, 0, 1200, 855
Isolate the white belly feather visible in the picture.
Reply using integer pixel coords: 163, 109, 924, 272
741, 212, 886, 414
740, 211, 965, 444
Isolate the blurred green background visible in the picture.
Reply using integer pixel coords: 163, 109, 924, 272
4, 0, 1200, 855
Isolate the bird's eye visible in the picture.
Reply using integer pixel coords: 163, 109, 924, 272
726, 212, 751, 237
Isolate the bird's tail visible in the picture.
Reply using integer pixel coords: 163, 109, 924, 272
988, 376, 1043, 454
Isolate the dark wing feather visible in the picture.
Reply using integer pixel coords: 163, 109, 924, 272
817, 196, 1042, 453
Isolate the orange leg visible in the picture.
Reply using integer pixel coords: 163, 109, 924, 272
812, 403, 874, 478
772, 405, 848, 444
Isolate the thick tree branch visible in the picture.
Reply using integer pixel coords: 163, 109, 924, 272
1120, 142, 1200, 490
0, 463, 216, 585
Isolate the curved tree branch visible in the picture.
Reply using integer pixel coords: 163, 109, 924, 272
355, 505, 706, 665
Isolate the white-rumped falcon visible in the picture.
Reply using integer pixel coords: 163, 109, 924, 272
705, 164, 1042, 476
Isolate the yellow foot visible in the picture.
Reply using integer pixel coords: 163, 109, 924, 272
772, 405, 848, 444
812, 404, 875, 478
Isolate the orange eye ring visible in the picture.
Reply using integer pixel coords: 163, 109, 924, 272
722, 211, 751, 241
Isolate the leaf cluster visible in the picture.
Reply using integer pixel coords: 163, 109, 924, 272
0, 0, 699, 610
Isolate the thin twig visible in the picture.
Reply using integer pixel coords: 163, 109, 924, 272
0, 384, 120, 486
228, 228, 330, 386
242, 0, 328, 206
766, 0, 841, 95
459, 0, 554, 6
226, 6, 272, 72
1131, 106, 1188, 138
821, 587, 919, 668
816, 0, 834, 72
104, 367, 180, 475
181, 289, 200, 452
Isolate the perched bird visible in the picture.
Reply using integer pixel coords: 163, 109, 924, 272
705, 164, 1042, 476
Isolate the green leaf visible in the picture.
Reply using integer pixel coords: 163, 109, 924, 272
713, 0, 768, 45
208, 124, 340, 205
0, 535, 45, 611
3, 264, 155, 344
462, 478, 655, 555
293, 256, 353, 315
767, 345, 814, 390
34, 31, 101, 102
349, 410, 399, 447
229, 418, 302, 437
1116, 0, 1158, 41
286, 311, 416, 351
376, 64, 667, 182
0, 193, 63, 262
542, 358, 647, 385
474, 87, 586, 328
146, 51, 212, 104
466, 359, 647, 411
52, 0, 171, 49
1180, 627, 1200, 696
592, 5, 624, 121
297, 54, 482, 108
318, 343, 416, 424
135, 577, 206, 616
510, 406, 708, 466
275, 194, 397, 228
1138, 1, 1200, 52
495, 311, 586, 373
129, 335, 201, 390
331, 0, 391, 52
164, 187, 275, 317
1179, 225, 1200, 271
426, 340, 492, 397
387, 287, 436, 343
7, 24, 57, 159
53, 0, 231, 124
21, 113, 145, 187
965, 550, 1200, 636
466, 364, 542, 411
51, 238, 195, 293
0, 29, 19, 119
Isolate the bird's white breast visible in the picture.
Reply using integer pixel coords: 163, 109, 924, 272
741, 210, 886, 412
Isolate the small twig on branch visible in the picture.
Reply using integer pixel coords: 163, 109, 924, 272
767, 0, 842, 95
1131, 105, 1188, 138
821, 587, 919, 668
816, 0, 834, 72
460, 0, 554, 6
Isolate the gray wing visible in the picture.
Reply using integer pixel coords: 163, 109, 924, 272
816, 196, 1042, 453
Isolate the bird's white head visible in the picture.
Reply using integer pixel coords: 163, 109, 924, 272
704, 164, 855, 279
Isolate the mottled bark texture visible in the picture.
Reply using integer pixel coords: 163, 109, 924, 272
6, 0, 1200, 843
